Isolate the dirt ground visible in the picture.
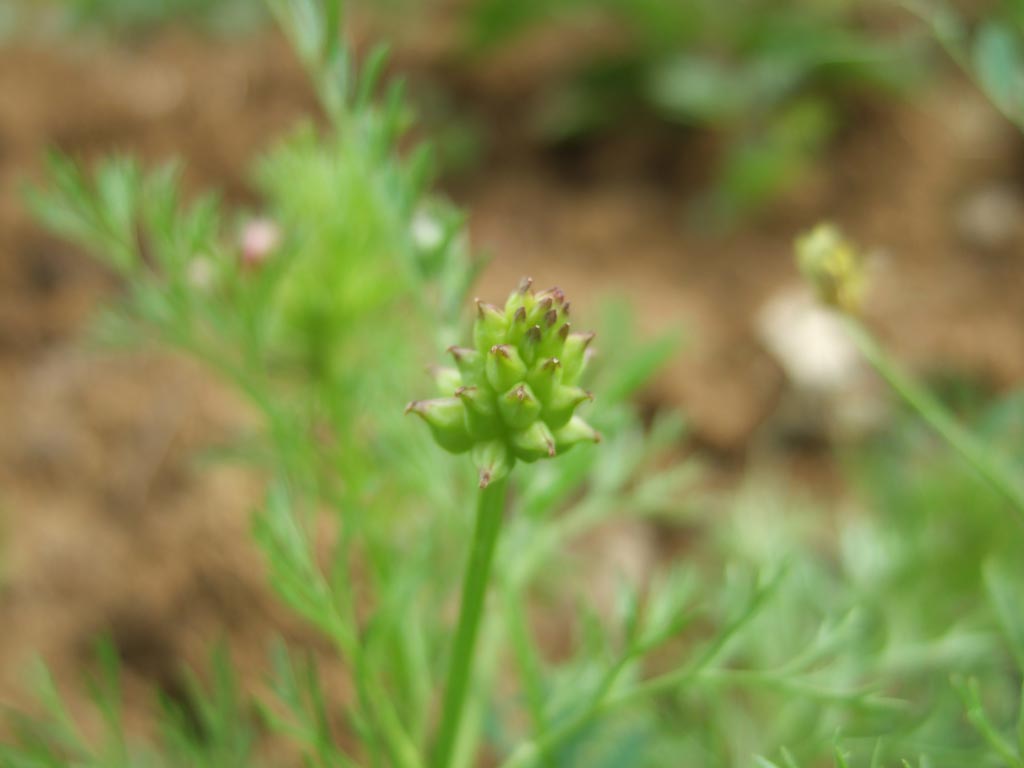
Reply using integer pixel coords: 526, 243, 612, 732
1, 21, 1023, 743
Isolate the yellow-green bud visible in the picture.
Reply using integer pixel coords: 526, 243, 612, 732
796, 223, 865, 314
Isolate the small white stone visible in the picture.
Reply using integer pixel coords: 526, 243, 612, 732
758, 287, 860, 392
757, 286, 886, 439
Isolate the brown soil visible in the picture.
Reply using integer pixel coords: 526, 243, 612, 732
2, 18, 1024, 749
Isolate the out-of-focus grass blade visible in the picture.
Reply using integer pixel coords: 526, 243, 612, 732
983, 561, 1024, 671
974, 20, 1024, 120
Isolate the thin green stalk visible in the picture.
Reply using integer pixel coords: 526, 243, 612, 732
956, 677, 1024, 768
845, 319, 1024, 521
432, 477, 508, 768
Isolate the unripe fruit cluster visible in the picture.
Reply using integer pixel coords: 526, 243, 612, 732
407, 279, 600, 487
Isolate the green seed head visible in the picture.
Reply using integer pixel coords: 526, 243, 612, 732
408, 279, 600, 487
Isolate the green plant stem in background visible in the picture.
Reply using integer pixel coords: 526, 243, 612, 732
845, 318, 1024, 521
432, 477, 508, 768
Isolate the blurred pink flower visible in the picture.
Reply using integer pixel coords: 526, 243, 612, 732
240, 218, 281, 268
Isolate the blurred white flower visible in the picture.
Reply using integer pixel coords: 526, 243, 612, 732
412, 209, 444, 252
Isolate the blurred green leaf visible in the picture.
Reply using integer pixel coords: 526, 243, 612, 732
974, 20, 1024, 120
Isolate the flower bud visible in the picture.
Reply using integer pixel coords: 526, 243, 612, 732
485, 345, 528, 393
512, 420, 557, 462
499, 383, 541, 430
504, 278, 534, 320
561, 332, 595, 381
406, 398, 473, 454
473, 440, 512, 488
431, 366, 463, 396
474, 301, 509, 352
553, 415, 601, 452
448, 346, 481, 385
537, 321, 568, 359
456, 386, 500, 440
796, 223, 864, 314
410, 280, 598, 476
525, 296, 552, 327
544, 385, 593, 429
240, 218, 281, 269
521, 325, 543, 366
527, 357, 562, 401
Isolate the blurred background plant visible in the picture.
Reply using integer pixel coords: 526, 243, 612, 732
453, 0, 927, 224
3, 0, 928, 223
11, 0, 266, 37
905, 0, 1024, 130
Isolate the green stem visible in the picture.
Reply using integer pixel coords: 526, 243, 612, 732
432, 477, 508, 768
845, 319, 1024, 521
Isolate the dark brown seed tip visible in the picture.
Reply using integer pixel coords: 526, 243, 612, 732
562, 301, 571, 316
526, 325, 542, 343
517, 276, 534, 294
490, 345, 510, 358
513, 385, 528, 401
544, 309, 558, 327
514, 306, 527, 323
537, 297, 553, 313
477, 300, 503, 317
479, 470, 492, 489
542, 357, 561, 372
558, 323, 570, 340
